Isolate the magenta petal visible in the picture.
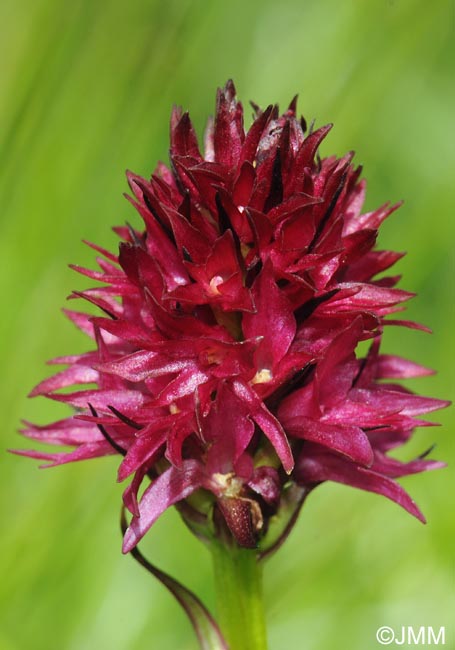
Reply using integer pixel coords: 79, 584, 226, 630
344, 250, 405, 282
165, 422, 195, 468
10, 441, 118, 466
350, 387, 450, 417
122, 460, 205, 553
170, 108, 202, 160
117, 428, 167, 482
345, 201, 402, 234
204, 382, 255, 474
156, 367, 211, 404
90, 316, 159, 347
96, 350, 193, 382
316, 318, 362, 383
214, 80, 244, 168
376, 354, 435, 379
285, 418, 374, 466
335, 282, 415, 310
254, 408, 294, 474
232, 380, 294, 473
242, 261, 296, 368
62, 309, 96, 338
123, 464, 149, 517
296, 451, 426, 522
248, 466, 281, 508
383, 319, 432, 333
49, 389, 144, 411
371, 451, 446, 478
292, 125, 333, 182
20, 418, 102, 445
312, 318, 363, 407
124, 184, 188, 289
29, 366, 99, 397
239, 105, 273, 166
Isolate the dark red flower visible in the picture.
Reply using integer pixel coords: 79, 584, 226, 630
15, 81, 448, 553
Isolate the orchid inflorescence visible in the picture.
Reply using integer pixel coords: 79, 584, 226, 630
17, 80, 447, 562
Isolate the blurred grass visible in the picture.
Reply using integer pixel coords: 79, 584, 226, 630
1, 0, 454, 648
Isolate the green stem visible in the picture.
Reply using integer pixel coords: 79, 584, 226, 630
211, 542, 268, 650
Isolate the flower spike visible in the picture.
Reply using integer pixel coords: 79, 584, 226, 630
16, 81, 448, 558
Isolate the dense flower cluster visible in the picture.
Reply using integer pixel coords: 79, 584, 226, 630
17, 81, 447, 552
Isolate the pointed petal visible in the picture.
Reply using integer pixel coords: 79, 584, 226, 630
285, 418, 373, 466
214, 80, 244, 167
122, 460, 205, 552
20, 418, 102, 445
29, 366, 98, 397
117, 427, 167, 482
232, 380, 294, 473
204, 382, 255, 474
49, 389, 144, 411
10, 440, 118, 466
376, 355, 435, 379
371, 451, 446, 478
242, 261, 296, 368
296, 450, 426, 522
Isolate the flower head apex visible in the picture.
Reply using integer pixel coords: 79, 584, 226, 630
17, 80, 449, 552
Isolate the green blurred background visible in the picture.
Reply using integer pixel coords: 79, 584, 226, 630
1, 0, 453, 648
